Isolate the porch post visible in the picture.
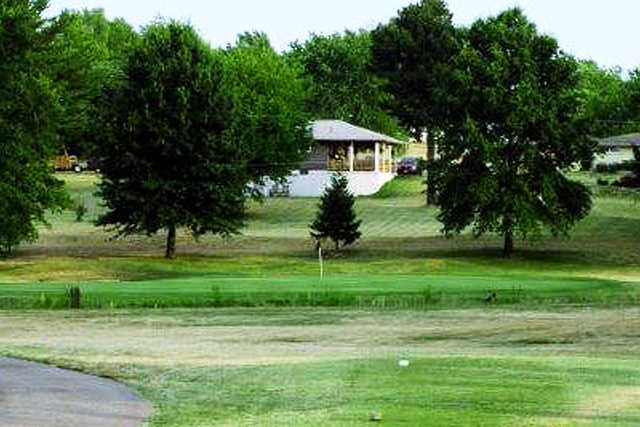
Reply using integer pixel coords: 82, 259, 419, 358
374, 142, 380, 172
349, 141, 354, 172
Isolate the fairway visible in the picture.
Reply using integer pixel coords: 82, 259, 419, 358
2, 308, 640, 426
1, 173, 640, 425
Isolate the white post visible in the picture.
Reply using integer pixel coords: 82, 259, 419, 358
318, 247, 323, 280
374, 142, 380, 172
349, 141, 354, 172
384, 144, 389, 172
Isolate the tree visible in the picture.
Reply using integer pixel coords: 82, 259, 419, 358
93, 24, 310, 258
222, 32, 311, 185
0, 0, 69, 256
310, 174, 362, 251
573, 61, 632, 138
628, 69, 640, 127
289, 31, 403, 138
45, 9, 137, 156
370, 0, 460, 204
93, 22, 246, 259
433, 9, 593, 257
371, 0, 459, 134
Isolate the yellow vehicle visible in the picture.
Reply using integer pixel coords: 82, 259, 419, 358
52, 150, 88, 172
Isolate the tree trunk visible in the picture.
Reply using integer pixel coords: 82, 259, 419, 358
424, 168, 431, 206
165, 224, 176, 259
503, 231, 514, 258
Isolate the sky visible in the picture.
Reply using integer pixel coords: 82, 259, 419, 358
45, 0, 640, 72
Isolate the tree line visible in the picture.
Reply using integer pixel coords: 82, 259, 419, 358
2, 0, 639, 258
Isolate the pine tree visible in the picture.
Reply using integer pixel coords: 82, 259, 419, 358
310, 174, 362, 251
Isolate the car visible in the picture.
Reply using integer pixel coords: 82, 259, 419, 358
396, 157, 421, 175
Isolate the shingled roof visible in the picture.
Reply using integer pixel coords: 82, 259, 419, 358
311, 120, 403, 144
599, 133, 640, 148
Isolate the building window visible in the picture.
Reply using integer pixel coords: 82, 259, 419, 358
327, 143, 350, 171
354, 143, 375, 171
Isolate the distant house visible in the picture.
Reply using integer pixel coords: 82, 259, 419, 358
287, 120, 405, 197
594, 133, 640, 167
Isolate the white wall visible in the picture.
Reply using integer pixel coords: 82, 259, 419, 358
288, 171, 395, 197
593, 147, 634, 167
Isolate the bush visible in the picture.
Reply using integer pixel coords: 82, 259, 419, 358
74, 201, 87, 222
595, 161, 635, 173
596, 179, 609, 186
66, 285, 82, 309
612, 174, 640, 188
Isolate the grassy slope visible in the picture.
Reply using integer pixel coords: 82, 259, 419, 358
1, 173, 639, 310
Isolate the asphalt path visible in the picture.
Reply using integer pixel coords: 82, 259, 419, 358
0, 357, 152, 426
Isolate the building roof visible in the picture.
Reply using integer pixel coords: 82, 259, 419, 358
311, 120, 403, 144
598, 133, 640, 148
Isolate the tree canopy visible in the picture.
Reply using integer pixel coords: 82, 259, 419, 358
432, 9, 593, 257
93, 22, 245, 258
289, 31, 403, 138
371, 0, 459, 135
93, 23, 310, 258
223, 32, 311, 184
0, 0, 69, 256
573, 61, 633, 138
628, 69, 640, 128
46, 9, 137, 156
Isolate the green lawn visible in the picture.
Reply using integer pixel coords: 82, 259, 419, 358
1, 172, 638, 310
0, 272, 636, 310
1, 173, 640, 425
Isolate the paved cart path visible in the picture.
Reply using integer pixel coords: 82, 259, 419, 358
0, 357, 152, 427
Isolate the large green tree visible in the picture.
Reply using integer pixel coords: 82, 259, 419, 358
289, 31, 402, 137
223, 32, 311, 184
370, 0, 460, 204
433, 9, 593, 257
573, 61, 633, 138
371, 0, 459, 134
46, 9, 136, 156
93, 22, 245, 259
93, 24, 310, 258
0, 0, 69, 255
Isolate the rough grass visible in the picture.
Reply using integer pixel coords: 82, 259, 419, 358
2, 308, 640, 426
